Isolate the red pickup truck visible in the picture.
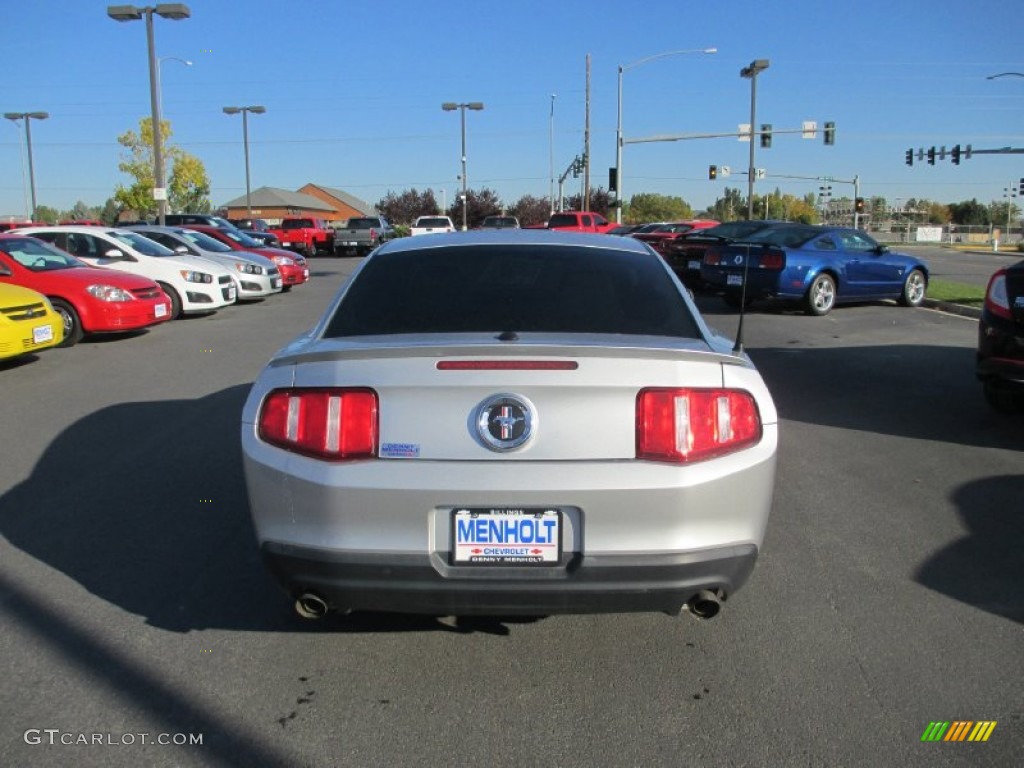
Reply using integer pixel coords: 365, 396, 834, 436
545, 211, 618, 233
267, 217, 333, 257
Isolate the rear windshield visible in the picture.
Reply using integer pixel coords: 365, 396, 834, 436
744, 225, 820, 247
416, 218, 452, 228
324, 244, 701, 338
547, 214, 579, 228
281, 219, 314, 229
346, 218, 381, 229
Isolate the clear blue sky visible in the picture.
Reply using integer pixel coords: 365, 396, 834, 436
3, 0, 1022, 219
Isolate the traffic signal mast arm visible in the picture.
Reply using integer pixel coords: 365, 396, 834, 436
623, 125, 830, 146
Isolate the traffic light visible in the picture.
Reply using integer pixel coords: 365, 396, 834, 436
905, 148, 914, 167
951, 144, 961, 165
760, 123, 772, 149
854, 197, 865, 214
709, 164, 718, 180
927, 147, 936, 165
1019, 177, 1024, 195
823, 121, 835, 146
608, 166, 617, 192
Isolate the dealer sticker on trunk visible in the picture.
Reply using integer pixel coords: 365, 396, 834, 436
452, 508, 560, 565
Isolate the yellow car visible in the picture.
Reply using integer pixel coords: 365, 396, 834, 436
0, 282, 63, 361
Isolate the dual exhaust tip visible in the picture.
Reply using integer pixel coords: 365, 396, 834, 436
295, 589, 725, 620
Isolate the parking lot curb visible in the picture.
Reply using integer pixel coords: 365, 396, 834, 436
924, 299, 982, 320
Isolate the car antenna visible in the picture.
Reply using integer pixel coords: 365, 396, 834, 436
732, 243, 752, 354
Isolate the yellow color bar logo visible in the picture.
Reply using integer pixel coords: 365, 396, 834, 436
921, 721, 997, 742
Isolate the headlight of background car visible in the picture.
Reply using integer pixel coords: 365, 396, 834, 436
180, 270, 213, 283
86, 284, 134, 302
235, 263, 264, 275
273, 255, 295, 266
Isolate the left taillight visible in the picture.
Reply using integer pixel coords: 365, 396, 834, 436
258, 388, 378, 461
984, 269, 1011, 320
636, 388, 762, 463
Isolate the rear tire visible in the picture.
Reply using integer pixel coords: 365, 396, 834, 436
51, 298, 83, 347
982, 381, 1023, 413
899, 268, 927, 307
804, 273, 836, 316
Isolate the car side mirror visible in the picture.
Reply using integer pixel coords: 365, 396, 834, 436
103, 248, 130, 260
0, 265, 11, 277
174, 245, 190, 254
875, 245, 889, 255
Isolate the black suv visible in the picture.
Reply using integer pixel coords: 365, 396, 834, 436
977, 258, 1024, 411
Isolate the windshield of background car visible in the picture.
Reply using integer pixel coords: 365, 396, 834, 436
179, 230, 234, 253
546, 214, 580, 228
324, 244, 702, 339
110, 231, 178, 257
702, 221, 776, 240
418, 218, 452, 227
0, 237, 85, 271
281, 219, 313, 229
346, 218, 379, 229
743, 226, 820, 248
222, 231, 262, 248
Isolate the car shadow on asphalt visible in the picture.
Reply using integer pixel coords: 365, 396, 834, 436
0, 383, 531, 636
914, 474, 1024, 624
745, 342, 1024, 451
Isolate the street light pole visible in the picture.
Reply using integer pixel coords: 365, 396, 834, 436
223, 106, 266, 216
156, 56, 191, 122
615, 47, 717, 224
4, 111, 48, 220
549, 93, 556, 216
740, 59, 770, 220
107, 4, 191, 225
442, 101, 484, 231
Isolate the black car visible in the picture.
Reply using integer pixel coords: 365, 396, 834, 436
663, 220, 787, 287
977, 259, 1024, 411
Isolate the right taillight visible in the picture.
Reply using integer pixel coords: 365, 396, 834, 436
985, 269, 1011, 320
258, 388, 378, 461
636, 388, 762, 463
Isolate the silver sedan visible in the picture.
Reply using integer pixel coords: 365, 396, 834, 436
241, 231, 778, 620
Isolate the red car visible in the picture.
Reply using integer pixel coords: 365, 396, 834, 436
630, 220, 720, 255
184, 225, 310, 289
0, 234, 171, 346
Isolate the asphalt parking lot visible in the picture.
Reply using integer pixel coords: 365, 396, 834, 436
1, 254, 1021, 767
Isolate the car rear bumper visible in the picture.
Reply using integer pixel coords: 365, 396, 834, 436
259, 540, 758, 616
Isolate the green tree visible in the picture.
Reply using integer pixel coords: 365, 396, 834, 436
376, 188, 440, 225
948, 199, 990, 226
509, 194, 551, 226
562, 187, 615, 219
169, 153, 211, 214
623, 193, 692, 223
33, 205, 60, 224
114, 117, 210, 217
445, 187, 503, 229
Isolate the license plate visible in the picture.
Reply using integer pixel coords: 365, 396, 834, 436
155, 303, 168, 318
452, 508, 561, 565
727, 274, 744, 286
283, 241, 293, 247
32, 324, 54, 343
343, 240, 357, 246
688, 260, 701, 270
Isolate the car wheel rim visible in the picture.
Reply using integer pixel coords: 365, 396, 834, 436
908, 273, 925, 303
814, 280, 834, 310
56, 307, 73, 334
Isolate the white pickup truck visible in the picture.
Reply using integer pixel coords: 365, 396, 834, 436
410, 216, 456, 236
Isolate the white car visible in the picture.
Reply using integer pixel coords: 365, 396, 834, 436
125, 225, 283, 301
20, 226, 236, 318
410, 215, 456, 236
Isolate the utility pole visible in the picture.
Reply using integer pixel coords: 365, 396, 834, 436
584, 54, 591, 211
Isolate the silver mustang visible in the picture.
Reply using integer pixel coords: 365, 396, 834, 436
241, 230, 778, 619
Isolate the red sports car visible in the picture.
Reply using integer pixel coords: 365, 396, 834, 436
0, 234, 171, 346
184, 225, 309, 289
630, 220, 720, 255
